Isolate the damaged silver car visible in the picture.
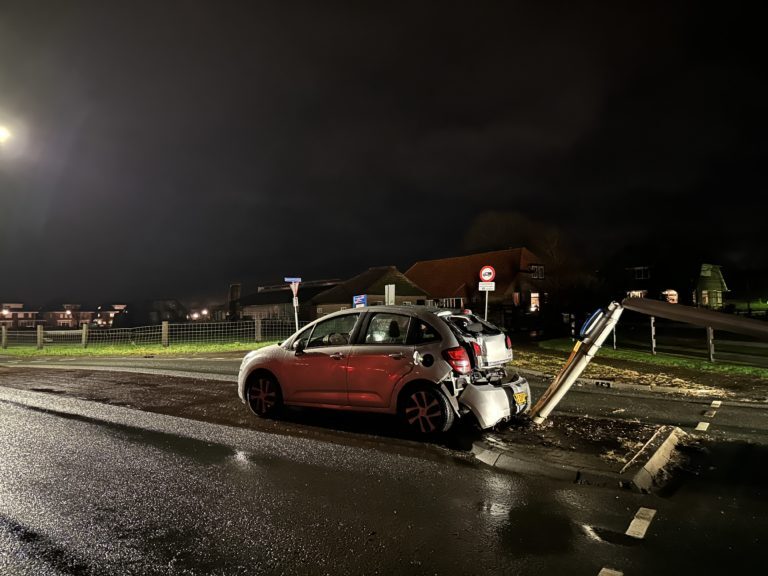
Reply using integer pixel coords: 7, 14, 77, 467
237, 306, 531, 434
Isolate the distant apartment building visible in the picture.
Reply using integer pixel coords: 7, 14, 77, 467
0, 303, 40, 328
43, 304, 95, 328
95, 304, 128, 327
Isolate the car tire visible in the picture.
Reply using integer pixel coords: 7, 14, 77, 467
246, 373, 283, 418
399, 385, 455, 435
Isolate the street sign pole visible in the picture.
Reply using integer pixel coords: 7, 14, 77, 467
293, 292, 299, 332
478, 266, 497, 322
285, 277, 302, 332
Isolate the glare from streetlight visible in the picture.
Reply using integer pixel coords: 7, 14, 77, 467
0, 125, 11, 144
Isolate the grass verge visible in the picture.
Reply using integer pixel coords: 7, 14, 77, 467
0, 341, 277, 358
537, 338, 768, 378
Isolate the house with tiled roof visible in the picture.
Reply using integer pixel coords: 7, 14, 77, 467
405, 248, 544, 321
311, 266, 430, 317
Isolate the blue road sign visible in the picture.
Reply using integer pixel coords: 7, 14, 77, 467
353, 294, 367, 308
284, 277, 302, 283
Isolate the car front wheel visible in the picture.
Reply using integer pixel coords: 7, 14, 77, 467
246, 373, 283, 418
399, 385, 455, 434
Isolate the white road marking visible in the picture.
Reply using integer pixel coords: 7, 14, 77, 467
703, 409, 717, 418
598, 569, 623, 576
711, 400, 722, 408
695, 421, 710, 432
625, 507, 657, 539
582, 524, 603, 542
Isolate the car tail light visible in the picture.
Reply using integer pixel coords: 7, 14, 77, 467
471, 341, 482, 357
443, 347, 471, 374
505, 335, 512, 349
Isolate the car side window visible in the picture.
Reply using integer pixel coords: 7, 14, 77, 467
306, 314, 360, 349
290, 325, 313, 350
364, 313, 411, 345
408, 319, 442, 345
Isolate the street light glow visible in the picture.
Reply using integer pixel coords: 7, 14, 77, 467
0, 125, 11, 143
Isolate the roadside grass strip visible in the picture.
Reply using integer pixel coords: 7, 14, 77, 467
695, 422, 710, 431
625, 507, 657, 539
0, 341, 277, 358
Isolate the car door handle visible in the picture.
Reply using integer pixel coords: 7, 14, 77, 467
388, 352, 404, 360
330, 353, 345, 360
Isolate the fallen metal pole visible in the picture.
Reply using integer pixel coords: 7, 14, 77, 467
530, 301, 624, 425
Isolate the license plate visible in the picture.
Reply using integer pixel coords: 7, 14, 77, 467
513, 392, 528, 405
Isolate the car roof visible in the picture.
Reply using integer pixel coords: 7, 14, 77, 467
326, 305, 443, 320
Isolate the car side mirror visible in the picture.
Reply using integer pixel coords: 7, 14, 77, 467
293, 339, 306, 354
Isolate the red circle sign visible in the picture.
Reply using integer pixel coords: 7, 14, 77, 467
479, 265, 496, 282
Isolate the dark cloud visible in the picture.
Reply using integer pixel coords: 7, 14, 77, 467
1, 1, 766, 303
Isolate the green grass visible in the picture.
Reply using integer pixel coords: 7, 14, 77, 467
538, 338, 768, 378
730, 300, 768, 311
0, 341, 277, 358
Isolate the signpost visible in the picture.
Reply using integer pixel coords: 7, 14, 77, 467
284, 277, 302, 332
385, 284, 396, 306
478, 266, 496, 320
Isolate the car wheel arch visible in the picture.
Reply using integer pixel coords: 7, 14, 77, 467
397, 380, 457, 434
396, 379, 457, 414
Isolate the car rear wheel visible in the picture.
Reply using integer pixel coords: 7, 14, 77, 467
246, 373, 283, 418
399, 385, 454, 434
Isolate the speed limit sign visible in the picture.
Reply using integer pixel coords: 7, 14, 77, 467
479, 265, 496, 282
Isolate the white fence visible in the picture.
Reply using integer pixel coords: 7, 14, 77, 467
0, 318, 309, 350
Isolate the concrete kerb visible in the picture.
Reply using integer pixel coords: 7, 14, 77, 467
471, 425, 687, 492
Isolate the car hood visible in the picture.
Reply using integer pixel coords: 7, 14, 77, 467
241, 344, 280, 364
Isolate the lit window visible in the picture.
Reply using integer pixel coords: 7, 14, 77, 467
627, 290, 648, 298
530, 265, 545, 279
530, 292, 540, 311
662, 289, 678, 304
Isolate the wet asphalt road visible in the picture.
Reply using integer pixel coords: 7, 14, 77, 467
0, 387, 673, 575
7, 355, 766, 441
1, 387, 766, 575
1, 357, 767, 574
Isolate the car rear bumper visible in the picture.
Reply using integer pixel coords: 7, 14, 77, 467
458, 376, 531, 429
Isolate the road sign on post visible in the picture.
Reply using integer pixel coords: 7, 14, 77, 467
478, 266, 496, 320
353, 295, 367, 308
479, 266, 496, 282
285, 277, 302, 332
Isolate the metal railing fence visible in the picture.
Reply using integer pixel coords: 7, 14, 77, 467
0, 318, 310, 350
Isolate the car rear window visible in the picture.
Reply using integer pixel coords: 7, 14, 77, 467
449, 314, 502, 335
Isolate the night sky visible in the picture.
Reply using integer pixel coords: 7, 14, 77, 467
1, 1, 765, 304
